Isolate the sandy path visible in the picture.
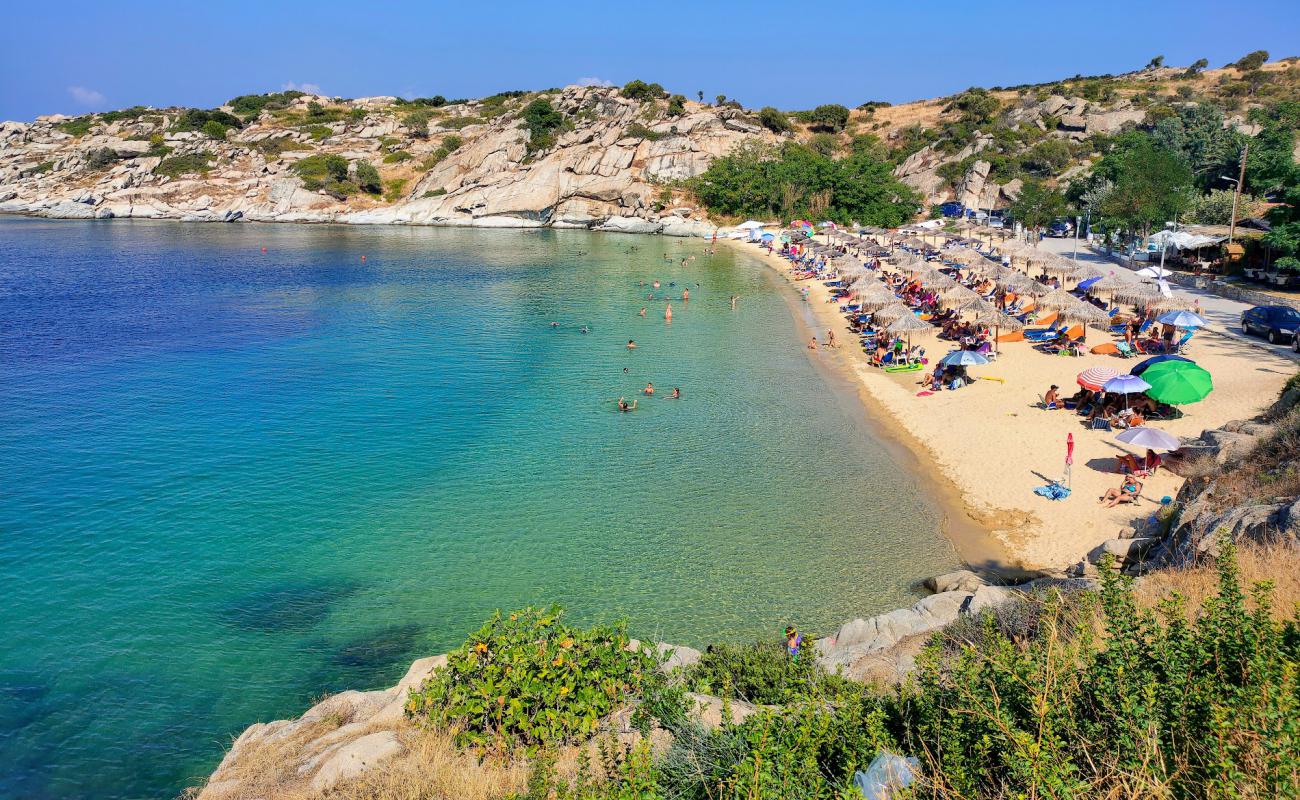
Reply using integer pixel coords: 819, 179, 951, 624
727, 240, 1296, 569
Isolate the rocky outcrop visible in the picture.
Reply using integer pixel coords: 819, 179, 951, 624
0, 86, 774, 236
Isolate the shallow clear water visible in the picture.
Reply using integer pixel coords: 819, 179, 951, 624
0, 218, 958, 799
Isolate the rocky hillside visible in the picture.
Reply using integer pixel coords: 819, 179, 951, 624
0, 86, 773, 234
5, 58, 1295, 232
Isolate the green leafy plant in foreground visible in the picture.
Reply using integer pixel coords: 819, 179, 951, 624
409, 606, 656, 752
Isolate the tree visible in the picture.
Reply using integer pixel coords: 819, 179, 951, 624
1010, 179, 1067, 236
697, 91, 704, 103
809, 104, 850, 133
1189, 57, 1209, 72
807, 133, 839, 157
757, 107, 791, 134
1146, 55, 1165, 70
715, 94, 727, 106
402, 109, 433, 138
1185, 188, 1238, 224
520, 99, 566, 153
620, 80, 665, 102
201, 119, 228, 140
666, 94, 686, 117
1151, 104, 1246, 187
947, 88, 1000, 126
1097, 136, 1193, 247
355, 161, 382, 194
1231, 50, 1269, 71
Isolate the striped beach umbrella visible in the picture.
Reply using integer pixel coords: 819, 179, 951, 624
1077, 366, 1119, 391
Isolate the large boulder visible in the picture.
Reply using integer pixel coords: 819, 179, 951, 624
309, 731, 403, 792
924, 569, 987, 594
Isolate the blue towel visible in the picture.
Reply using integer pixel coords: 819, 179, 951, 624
1034, 483, 1071, 501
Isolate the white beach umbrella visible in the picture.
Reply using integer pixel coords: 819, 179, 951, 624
1115, 426, 1182, 452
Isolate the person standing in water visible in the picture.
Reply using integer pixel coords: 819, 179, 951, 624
682, 288, 689, 302
627, 340, 637, 349
617, 397, 637, 412
669, 387, 680, 399
665, 303, 673, 321
643, 382, 654, 395
639, 307, 646, 317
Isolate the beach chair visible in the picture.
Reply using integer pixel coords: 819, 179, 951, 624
1115, 342, 1138, 358
1173, 330, 1194, 353
1090, 417, 1112, 431
1024, 322, 1064, 343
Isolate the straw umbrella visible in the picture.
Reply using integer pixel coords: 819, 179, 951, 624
1147, 294, 1198, 311
940, 284, 983, 308
872, 302, 915, 325
1058, 300, 1112, 343
975, 309, 1025, 353
857, 284, 899, 310
886, 312, 934, 355
1037, 288, 1081, 311
1112, 283, 1162, 306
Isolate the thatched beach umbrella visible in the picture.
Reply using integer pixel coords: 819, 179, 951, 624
940, 284, 983, 308
872, 302, 915, 325
1037, 288, 1081, 310
975, 308, 1025, 353
857, 284, 899, 310
1148, 293, 1198, 311
1112, 283, 1162, 306
1058, 300, 1112, 343
886, 312, 935, 354
1087, 273, 1132, 294
944, 248, 992, 268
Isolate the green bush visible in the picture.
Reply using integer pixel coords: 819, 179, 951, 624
31, 160, 55, 174
381, 150, 412, 164
201, 119, 228, 140
84, 148, 122, 170
423, 188, 447, 197
408, 605, 656, 752
521, 98, 568, 155
355, 161, 382, 194
154, 151, 214, 179
402, 109, 433, 138
290, 153, 350, 194
1276, 256, 1300, 273
809, 103, 850, 132
383, 178, 407, 203
396, 95, 447, 107
172, 108, 243, 134
1232, 49, 1269, 70
305, 125, 332, 141
623, 123, 665, 142
666, 94, 687, 117
227, 91, 305, 118
98, 106, 153, 123
254, 136, 310, 157
686, 640, 847, 705
58, 117, 93, 137
621, 80, 666, 102
422, 134, 464, 170
757, 107, 792, 134
440, 115, 485, 130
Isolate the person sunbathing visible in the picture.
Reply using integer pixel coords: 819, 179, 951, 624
1043, 385, 1062, 409
1100, 476, 1142, 508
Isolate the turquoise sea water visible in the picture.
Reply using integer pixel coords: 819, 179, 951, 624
0, 218, 958, 799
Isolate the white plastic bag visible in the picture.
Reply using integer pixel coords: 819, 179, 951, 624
852, 752, 919, 799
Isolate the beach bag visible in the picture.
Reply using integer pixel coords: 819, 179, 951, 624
853, 752, 919, 799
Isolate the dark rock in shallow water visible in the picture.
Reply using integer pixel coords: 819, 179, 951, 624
218, 580, 359, 633
311, 624, 426, 692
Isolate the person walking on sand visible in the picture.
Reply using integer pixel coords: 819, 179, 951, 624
827, 329, 837, 348
785, 626, 802, 662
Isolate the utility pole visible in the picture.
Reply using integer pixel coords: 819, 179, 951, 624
1228, 141, 1248, 244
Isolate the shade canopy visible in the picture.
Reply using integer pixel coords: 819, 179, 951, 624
1131, 354, 1194, 376
886, 314, 934, 335
1157, 310, 1207, 328
1077, 366, 1119, 391
940, 349, 990, 367
1116, 426, 1182, 451
872, 302, 915, 324
1135, 266, 1174, 278
1103, 374, 1152, 395
1142, 361, 1214, 405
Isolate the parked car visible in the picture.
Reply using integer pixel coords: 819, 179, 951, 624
987, 216, 1005, 230
1240, 305, 1300, 344
1047, 219, 1073, 237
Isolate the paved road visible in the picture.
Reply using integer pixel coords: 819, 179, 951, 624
1034, 236, 1300, 363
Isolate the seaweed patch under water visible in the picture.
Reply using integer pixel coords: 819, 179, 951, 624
309, 623, 426, 692
218, 580, 359, 633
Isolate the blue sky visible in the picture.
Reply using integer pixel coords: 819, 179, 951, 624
4, 0, 1299, 121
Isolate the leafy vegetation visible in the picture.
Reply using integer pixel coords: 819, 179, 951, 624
253, 136, 310, 157
1009, 178, 1068, 234
422, 134, 464, 171
520, 99, 568, 155
227, 90, 306, 118
685, 640, 847, 705
58, 117, 93, 137
381, 150, 413, 164
622, 123, 665, 142
757, 107, 792, 134
1231, 49, 1270, 71
172, 108, 243, 135
807, 103, 850, 132
383, 178, 408, 203
354, 161, 382, 194
665, 94, 687, 117
440, 115, 486, 130
621, 80, 667, 103
154, 151, 214, 179
290, 153, 356, 198
690, 140, 918, 226
83, 148, 122, 170
402, 109, 434, 138
408, 606, 656, 752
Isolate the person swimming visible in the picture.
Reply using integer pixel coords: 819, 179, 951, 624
580, 326, 589, 334
639, 307, 646, 317
643, 382, 654, 395
669, 387, 680, 399
652, 280, 661, 289
681, 288, 689, 301
664, 303, 673, 321
627, 339, 637, 349
617, 397, 637, 412
549, 321, 559, 327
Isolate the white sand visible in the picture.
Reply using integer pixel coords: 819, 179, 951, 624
730, 240, 1297, 569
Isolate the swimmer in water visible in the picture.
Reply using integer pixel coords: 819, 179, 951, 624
623, 367, 629, 373
627, 340, 637, 349
617, 397, 637, 412
730, 295, 738, 309
682, 288, 689, 301
549, 321, 559, 327
639, 307, 646, 317
652, 280, 661, 289
580, 326, 590, 334
643, 382, 654, 395
669, 387, 680, 399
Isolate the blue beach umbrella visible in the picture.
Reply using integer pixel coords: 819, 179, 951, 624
1077, 276, 1102, 291
1102, 374, 1151, 395
939, 349, 990, 367
1157, 310, 1207, 328
1131, 354, 1193, 376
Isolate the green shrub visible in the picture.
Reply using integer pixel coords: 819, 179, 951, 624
402, 109, 433, 138
422, 188, 447, 197
172, 108, 243, 134
98, 106, 153, 123
58, 118, 93, 137
290, 153, 350, 193
383, 178, 407, 203
440, 134, 463, 152
422, 135, 464, 170
807, 132, 839, 157
31, 160, 55, 174
623, 122, 665, 141
84, 148, 122, 170
666, 94, 687, 117
227, 90, 305, 118
396, 95, 447, 107
253, 136, 309, 157
382, 150, 413, 164
1276, 256, 1300, 273
306, 125, 332, 141
686, 639, 847, 705
757, 107, 792, 134
154, 151, 214, 178
201, 119, 228, 140
809, 103, 850, 132
440, 115, 485, 130
408, 605, 656, 752
521, 98, 568, 154
621, 80, 666, 102
355, 161, 382, 194
1232, 49, 1269, 70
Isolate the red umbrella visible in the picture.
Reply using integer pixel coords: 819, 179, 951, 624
1076, 366, 1119, 392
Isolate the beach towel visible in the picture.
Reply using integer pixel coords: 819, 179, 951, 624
1034, 483, 1072, 501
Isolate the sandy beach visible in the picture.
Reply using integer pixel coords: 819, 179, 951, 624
726, 238, 1297, 570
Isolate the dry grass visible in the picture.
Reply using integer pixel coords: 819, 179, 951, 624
1197, 407, 1300, 513
1135, 542, 1300, 621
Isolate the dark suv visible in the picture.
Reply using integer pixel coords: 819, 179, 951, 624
1240, 305, 1300, 345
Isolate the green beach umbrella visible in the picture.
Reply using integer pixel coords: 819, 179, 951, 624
1142, 361, 1213, 405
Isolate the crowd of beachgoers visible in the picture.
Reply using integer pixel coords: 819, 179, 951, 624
752, 221, 1239, 543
